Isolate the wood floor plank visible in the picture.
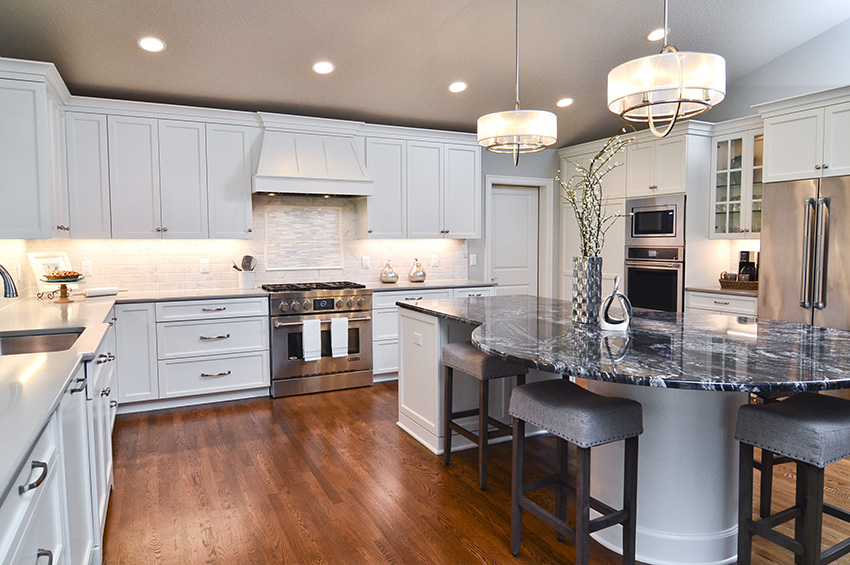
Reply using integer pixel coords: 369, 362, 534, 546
104, 382, 850, 564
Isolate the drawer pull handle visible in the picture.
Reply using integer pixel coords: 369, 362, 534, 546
273, 317, 370, 329
70, 376, 87, 394
201, 307, 226, 312
201, 370, 232, 379
200, 334, 231, 341
19, 461, 48, 495
404, 297, 423, 301
469, 293, 482, 297
713, 300, 730, 305
101, 387, 111, 397
110, 400, 118, 408
37, 548, 53, 565
96, 352, 115, 364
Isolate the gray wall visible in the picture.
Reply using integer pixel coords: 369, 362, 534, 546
707, 18, 850, 122
468, 148, 560, 291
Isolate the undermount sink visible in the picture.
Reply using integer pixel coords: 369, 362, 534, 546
0, 329, 84, 356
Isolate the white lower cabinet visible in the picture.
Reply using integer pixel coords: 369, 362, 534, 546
116, 298, 270, 411
685, 290, 758, 316
372, 286, 494, 376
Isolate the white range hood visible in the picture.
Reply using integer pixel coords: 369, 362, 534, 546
253, 130, 374, 196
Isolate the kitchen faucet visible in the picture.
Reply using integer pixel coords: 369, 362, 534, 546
0, 263, 18, 298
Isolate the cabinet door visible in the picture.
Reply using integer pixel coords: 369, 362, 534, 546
66, 112, 112, 239
763, 108, 824, 182
406, 141, 443, 238
115, 303, 159, 403
48, 97, 70, 238
207, 124, 260, 238
626, 142, 654, 197
364, 137, 406, 238
108, 116, 162, 238
443, 144, 481, 238
823, 101, 850, 178
0, 78, 51, 239
655, 136, 686, 194
159, 120, 208, 238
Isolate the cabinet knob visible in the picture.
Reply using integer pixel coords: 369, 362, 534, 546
101, 387, 111, 397
155, 227, 162, 232
815, 164, 822, 170
110, 400, 118, 408
823, 163, 829, 170
247, 228, 253, 233
368, 229, 373, 233
162, 227, 168, 232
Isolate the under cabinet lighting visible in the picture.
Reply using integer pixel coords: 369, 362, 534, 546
138, 37, 166, 52
312, 61, 335, 74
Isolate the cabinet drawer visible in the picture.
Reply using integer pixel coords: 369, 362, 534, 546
373, 289, 451, 309
453, 287, 495, 298
157, 317, 268, 359
373, 309, 400, 341
373, 339, 399, 374
685, 291, 758, 316
155, 297, 268, 321
0, 417, 58, 558
158, 352, 269, 398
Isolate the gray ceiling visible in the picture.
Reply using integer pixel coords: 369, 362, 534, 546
1, 1, 849, 146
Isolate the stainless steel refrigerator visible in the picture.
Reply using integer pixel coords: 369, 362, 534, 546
759, 177, 850, 330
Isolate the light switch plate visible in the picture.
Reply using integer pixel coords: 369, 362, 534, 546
81, 261, 93, 276
431, 254, 439, 267
200, 258, 210, 274
469, 254, 477, 266
361, 256, 370, 269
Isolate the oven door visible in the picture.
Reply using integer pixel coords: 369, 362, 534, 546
270, 313, 372, 380
623, 260, 684, 313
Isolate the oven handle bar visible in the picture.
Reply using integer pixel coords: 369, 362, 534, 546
624, 260, 683, 269
273, 317, 371, 329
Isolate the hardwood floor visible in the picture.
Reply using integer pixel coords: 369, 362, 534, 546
104, 382, 850, 564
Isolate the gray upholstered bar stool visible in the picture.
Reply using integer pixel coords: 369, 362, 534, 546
509, 379, 643, 565
442, 341, 528, 490
736, 392, 850, 565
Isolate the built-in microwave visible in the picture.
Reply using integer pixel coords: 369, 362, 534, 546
625, 194, 686, 247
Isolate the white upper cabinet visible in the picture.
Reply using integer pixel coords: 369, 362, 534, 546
360, 137, 407, 238
710, 126, 763, 238
65, 112, 112, 238
761, 94, 850, 182
108, 115, 162, 238
627, 136, 685, 197
206, 124, 260, 239
443, 143, 481, 239
0, 78, 51, 239
48, 96, 70, 238
158, 120, 208, 239
406, 140, 444, 238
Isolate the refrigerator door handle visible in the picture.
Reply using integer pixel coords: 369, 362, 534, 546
800, 198, 816, 309
813, 196, 831, 309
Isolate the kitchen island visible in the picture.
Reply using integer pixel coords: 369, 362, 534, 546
397, 294, 850, 565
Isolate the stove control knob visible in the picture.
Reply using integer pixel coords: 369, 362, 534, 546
279, 302, 289, 313
346, 299, 354, 307
356, 298, 365, 307
335, 299, 343, 308
302, 300, 311, 311
291, 300, 300, 311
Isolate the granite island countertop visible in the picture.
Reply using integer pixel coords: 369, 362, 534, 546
397, 295, 850, 394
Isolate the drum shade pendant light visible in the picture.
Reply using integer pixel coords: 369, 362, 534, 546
607, 0, 725, 138
477, 0, 557, 165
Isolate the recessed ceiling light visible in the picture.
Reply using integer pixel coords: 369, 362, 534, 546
312, 61, 335, 74
137, 36, 166, 52
556, 98, 574, 108
646, 28, 667, 42
448, 81, 468, 93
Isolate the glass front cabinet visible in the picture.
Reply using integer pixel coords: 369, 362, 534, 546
710, 127, 764, 239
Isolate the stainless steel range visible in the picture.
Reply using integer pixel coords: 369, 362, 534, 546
263, 282, 373, 397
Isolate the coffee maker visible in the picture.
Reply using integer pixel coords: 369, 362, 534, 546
738, 251, 759, 282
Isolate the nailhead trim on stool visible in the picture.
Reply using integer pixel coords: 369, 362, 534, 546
509, 379, 643, 565
736, 392, 850, 565
442, 342, 528, 490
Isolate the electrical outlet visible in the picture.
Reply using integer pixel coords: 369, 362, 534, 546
200, 258, 210, 274
16, 264, 21, 283
81, 261, 93, 276
469, 254, 477, 266
361, 256, 370, 269
431, 254, 439, 267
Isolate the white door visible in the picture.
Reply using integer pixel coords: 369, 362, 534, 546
66, 112, 112, 238
406, 141, 443, 238
489, 185, 539, 295
206, 124, 260, 239
108, 115, 161, 238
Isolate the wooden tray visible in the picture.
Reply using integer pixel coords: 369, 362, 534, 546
719, 279, 758, 291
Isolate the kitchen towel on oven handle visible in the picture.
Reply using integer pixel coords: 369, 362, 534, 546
302, 319, 322, 362
330, 317, 348, 358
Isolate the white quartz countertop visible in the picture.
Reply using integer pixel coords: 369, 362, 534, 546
0, 296, 116, 502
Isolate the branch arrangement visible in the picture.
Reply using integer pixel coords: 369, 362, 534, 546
557, 130, 636, 257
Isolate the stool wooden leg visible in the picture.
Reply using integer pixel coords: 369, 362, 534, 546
622, 436, 639, 565
795, 462, 806, 565
802, 463, 824, 565
760, 449, 775, 519
443, 366, 453, 465
575, 446, 591, 565
511, 418, 525, 557
737, 442, 754, 565
555, 438, 569, 542
479, 379, 489, 490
